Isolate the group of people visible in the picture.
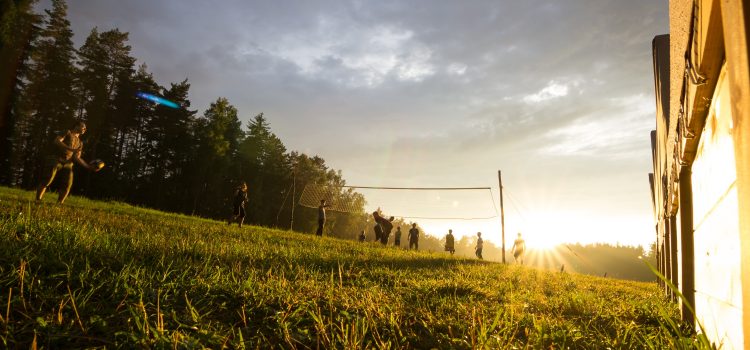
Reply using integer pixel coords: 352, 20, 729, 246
443, 229, 526, 263
364, 210, 421, 249
443, 229, 485, 259
37, 121, 528, 264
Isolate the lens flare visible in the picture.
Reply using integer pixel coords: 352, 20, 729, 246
136, 92, 179, 109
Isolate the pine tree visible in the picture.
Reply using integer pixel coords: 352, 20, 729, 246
190, 97, 243, 216
239, 113, 290, 226
0, 0, 41, 184
76, 27, 136, 196
14, 0, 77, 187
152, 80, 196, 211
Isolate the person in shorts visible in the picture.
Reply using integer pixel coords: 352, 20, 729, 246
36, 120, 100, 204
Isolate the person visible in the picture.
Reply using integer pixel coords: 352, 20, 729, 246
36, 120, 100, 204
358, 230, 366, 242
512, 232, 526, 264
408, 223, 419, 250
394, 227, 402, 247
373, 211, 393, 245
374, 223, 383, 242
445, 229, 455, 255
475, 232, 484, 260
316, 199, 331, 236
228, 182, 248, 227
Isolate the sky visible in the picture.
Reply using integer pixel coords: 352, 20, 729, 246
47, 0, 668, 249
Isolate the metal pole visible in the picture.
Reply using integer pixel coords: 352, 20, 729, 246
290, 166, 296, 230
499, 170, 506, 264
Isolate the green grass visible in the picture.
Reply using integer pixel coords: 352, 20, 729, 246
0, 186, 707, 348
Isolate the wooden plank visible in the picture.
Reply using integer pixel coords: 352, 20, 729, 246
679, 166, 695, 325
682, 0, 725, 164
720, 0, 750, 346
670, 215, 680, 301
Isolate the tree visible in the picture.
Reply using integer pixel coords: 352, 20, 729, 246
238, 113, 291, 226
108, 65, 159, 200
139, 79, 196, 210
76, 28, 136, 195
0, 0, 40, 184
190, 97, 243, 216
13, 0, 76, 187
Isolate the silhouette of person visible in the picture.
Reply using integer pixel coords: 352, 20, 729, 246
316, 199, 331, 236
512, 232, 526, 264
358, 230, 366, 242
394, 227, 402, 247
374, 223, 382, 242
408, 223, 419, 250
445, 229, 455, 255
475, 232, 483, 259
373, 211, 393, 245
228, 182, 248, 227
36, 120, 100, 204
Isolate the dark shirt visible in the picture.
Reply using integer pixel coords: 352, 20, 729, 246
375, 216, 393, 234
318, 205, 326, 221
446, 234, 455, 248
408, 228, 419, 241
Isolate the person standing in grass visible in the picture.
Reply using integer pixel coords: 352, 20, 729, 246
394, 226, 402, 247
316, 199, 331, 236
228, 182, 248, 227
445, 229, 455, 255
36, 120, 101, 204
475, 232, 484, 259
359, 230, 366, 242
512, 232, 526, 264
408, 223, 419, 250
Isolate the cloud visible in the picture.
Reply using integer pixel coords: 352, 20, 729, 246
522, 81, 571, 103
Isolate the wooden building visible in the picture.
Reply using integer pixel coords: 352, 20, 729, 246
650, 0, 750, 348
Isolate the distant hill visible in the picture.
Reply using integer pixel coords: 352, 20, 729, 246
0, 187, 701, 348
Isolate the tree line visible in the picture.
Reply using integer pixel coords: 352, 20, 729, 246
0, 0, 369, 236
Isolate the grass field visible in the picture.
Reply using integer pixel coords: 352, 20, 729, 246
0, 186, 706, 348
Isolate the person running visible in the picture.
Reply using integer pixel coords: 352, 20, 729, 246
445, 229, 455, 255
36, 120, 100, 204
394, 227, 402, 247
512, 232, 526, 264
358, 230, 366, 242
475, 232, 484, 260
408, 223, 419, 250
316, 199, 331, 236
228, 182, 248, 227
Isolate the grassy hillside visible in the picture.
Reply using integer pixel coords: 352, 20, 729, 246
0, 187, 703, 348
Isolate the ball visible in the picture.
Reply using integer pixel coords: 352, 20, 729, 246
91, 159, 105, 170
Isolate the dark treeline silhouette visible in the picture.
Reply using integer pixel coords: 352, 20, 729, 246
0, 0, 368, 235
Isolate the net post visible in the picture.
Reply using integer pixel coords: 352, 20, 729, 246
499, 170, 506, 264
